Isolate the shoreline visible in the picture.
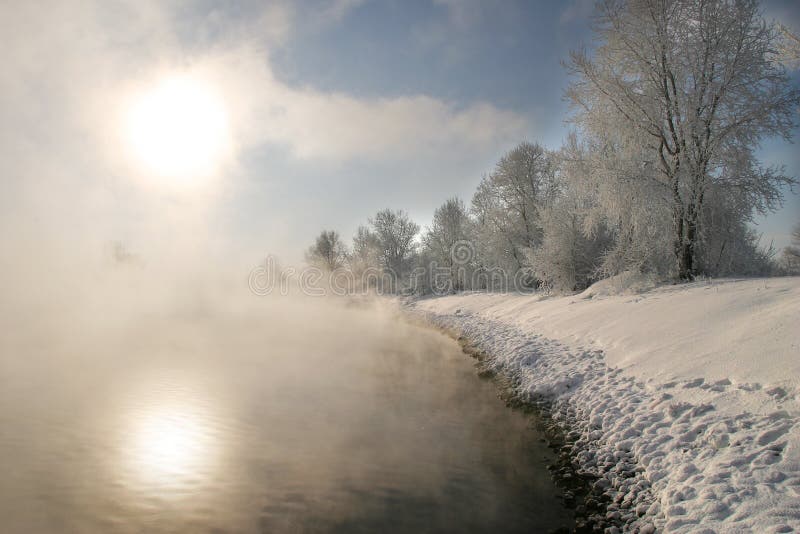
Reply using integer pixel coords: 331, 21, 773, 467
453, 325, 634, 533
412, 311, 654, 533
406, 278, 800, 533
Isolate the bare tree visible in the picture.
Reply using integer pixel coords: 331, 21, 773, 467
567, 0, 798, 279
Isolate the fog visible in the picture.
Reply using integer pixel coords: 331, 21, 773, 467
0, 44, 570, 520
0, 0, 530, 286
9, 1, 796, 531
0, 256, 576, 531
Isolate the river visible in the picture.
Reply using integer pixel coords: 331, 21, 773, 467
0, 297, 573, 532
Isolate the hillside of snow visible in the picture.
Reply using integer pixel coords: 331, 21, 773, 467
410, 276, 800, 533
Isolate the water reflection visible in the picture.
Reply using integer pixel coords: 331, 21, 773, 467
126, 401, 216, 489
0, 301, 573, 532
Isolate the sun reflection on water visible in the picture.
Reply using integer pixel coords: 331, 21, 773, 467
121, 377, 222, 496
131, 407, 211, 480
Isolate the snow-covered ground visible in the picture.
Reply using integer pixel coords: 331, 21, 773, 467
410, 276, 800, 533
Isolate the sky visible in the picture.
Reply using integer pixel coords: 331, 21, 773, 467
1, 0, 798, 274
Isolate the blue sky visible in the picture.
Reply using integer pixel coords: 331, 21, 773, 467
1, 0, 798, 268
256, 0, 799, 256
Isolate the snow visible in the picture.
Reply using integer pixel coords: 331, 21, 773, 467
409, 276, 800, 533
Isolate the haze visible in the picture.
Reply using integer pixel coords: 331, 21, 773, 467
2, 1, 800, 532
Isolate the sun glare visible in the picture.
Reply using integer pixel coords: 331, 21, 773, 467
127, 403, 217, 491
124, 76, 231, 186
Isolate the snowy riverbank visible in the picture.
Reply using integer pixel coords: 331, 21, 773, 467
409, 276, 800, 533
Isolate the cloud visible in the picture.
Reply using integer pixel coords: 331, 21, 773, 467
0, 0, 532, 267
274, 92, 527, 160
2, 0, 529, 173
205, 1, 294, 47
208, 46, 527, 162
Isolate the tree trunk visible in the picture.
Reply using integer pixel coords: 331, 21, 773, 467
678, 232, 694, 280
672, 173, 692, 280
676, 205, 698, 281
675, 230, 690, 281
680, 166, 707, 281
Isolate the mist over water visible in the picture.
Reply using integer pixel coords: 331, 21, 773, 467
0, 284, 572, 533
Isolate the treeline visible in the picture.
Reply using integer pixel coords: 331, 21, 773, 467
307, 0, 800, 294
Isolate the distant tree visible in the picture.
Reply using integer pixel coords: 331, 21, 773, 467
305, 230, 347, 271
567, 0, 799, 279
781, 221, 800, 274
697, 175, 780, 276
108, 240, 140, 265
368, 209, 420, 288
471, 174, 525, 274
351, 225, 380, 270
422, 197, 472, 291
470, 142, 559, 278
530, 137, 614, 291
778, 24, 800, 69
531, 201, 612, 293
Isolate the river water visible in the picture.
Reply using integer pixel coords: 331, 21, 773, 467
0, 298, 572, 533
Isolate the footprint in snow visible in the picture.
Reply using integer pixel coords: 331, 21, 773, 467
683, 377, 705, 389
707, 378, 732, 392
765, 386, 788, 400
756, 423, 793, 447
690, 404, 715, 417
668, 402, 693, 418
737, 382, 762, 392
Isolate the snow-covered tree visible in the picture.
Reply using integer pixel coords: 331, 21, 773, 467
351, 225, 380, 271
470, 142, 559, 280
777, 24, 800, 70
528, 136, 614, 291
567, 0, 798, 279
557, 133, 674, 278
697, 151, 785, 276
422, 197, 473, 292
305, 230, 347, 271
368, 209, 420, 288
781, 221, 800, 274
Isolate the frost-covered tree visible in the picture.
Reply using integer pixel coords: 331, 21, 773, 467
368, 209, 420, 287
531, 199, 613, 293
781, 221, 800, 274
305, 230, 347, 271
343, 225, 384, 293
777, 24, 800, 69
471, 175, 525, 276
697, 151, 785, 276
422, 197, 473, 291
567, 0, 798, 279
351, 225, 380, 270
529, 137, 614, 291
470, 142, 559, 279
557, 133, 674, 278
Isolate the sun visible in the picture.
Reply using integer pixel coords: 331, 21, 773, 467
124, 76, 231, 186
